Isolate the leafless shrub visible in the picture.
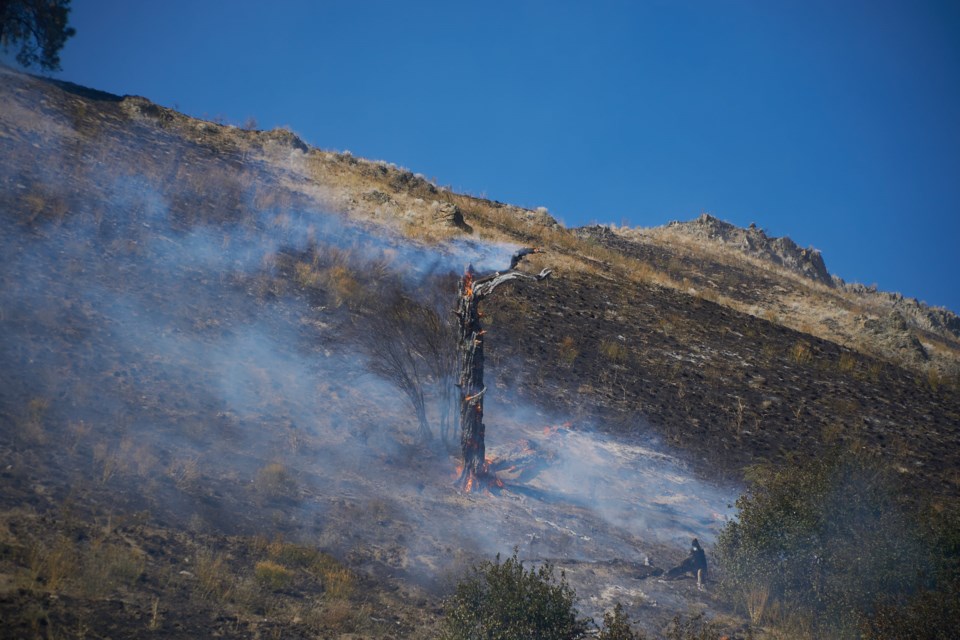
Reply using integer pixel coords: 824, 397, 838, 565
359, 291, 456, 445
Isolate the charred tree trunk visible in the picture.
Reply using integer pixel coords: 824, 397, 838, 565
455, 249, 551, 490
456, 272, 487, 485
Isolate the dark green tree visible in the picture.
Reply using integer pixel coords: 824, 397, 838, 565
0, 0, 75, 71
715, 449, 950, 638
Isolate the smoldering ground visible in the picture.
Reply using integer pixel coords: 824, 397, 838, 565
0, 130, 735, 629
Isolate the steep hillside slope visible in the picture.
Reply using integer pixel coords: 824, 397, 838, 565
1, 65, 958, 638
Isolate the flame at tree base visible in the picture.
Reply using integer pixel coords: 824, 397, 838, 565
454, 458, 505, 494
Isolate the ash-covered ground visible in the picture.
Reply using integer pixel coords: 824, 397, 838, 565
0, 149, 736, 635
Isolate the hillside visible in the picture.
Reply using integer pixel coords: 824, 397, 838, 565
1, 65, 958, 638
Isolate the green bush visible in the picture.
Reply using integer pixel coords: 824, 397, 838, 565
443, 549, 589, 640
598, 602, 646, 640
716, 449, 955, 638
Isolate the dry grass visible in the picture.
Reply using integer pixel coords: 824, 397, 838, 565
254, 559, 294, 591
289, 143, 960, 390
789, 341, 813, 365
745, 582, 771, 626
599, 338, 629, 364
837, 351, 857, 373
21, 397, 49, 444
254, 462, 298, 500
25, 536, 76, 592
558, 336, 579, 367
194, 547, 230, 601
79, 541, 147, 596
149, 597, 161, 631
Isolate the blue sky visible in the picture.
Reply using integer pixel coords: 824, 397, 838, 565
19, 1, 960, 311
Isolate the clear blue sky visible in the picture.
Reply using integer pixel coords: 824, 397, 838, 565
21, 1, 960, 311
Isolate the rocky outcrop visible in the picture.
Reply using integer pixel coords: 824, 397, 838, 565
666, 214, 833, 286
842, 285, 960, 342
431, 201, 472, 232
858, 311, 929, 365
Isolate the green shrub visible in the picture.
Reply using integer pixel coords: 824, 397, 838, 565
598, 602, 646, 640
443, 549, 589, 640
716, 450, 951, 638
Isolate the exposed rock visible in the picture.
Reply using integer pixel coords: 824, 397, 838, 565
431, 201, 472, 232
667, 213, 833, 286
363, 190, 392, 205
858, 311, 929, 364
840, 285, 960, 342
261, 127, 308, 153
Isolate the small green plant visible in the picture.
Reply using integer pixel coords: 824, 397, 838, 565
443, 549, 589, 640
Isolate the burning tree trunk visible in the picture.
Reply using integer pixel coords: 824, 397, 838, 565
455, 248, 551, 490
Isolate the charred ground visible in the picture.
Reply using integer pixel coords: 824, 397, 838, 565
1, 65, 958, 638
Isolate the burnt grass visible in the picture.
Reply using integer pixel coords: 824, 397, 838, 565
489, 271, 959, 498
1, 66, 958, 638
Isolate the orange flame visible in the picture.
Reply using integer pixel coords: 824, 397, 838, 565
543, 421, 573, 437
463, 272, 474, 298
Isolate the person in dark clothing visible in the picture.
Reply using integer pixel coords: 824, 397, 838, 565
665, 538, 708, 589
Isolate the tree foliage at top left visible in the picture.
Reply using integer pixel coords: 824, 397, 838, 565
0, 0, 76, 71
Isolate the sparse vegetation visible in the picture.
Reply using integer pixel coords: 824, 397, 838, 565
254, 462, 298, 500
788, 340, 813, 365
559, 335, 579, 366
599, 338, 629, 364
